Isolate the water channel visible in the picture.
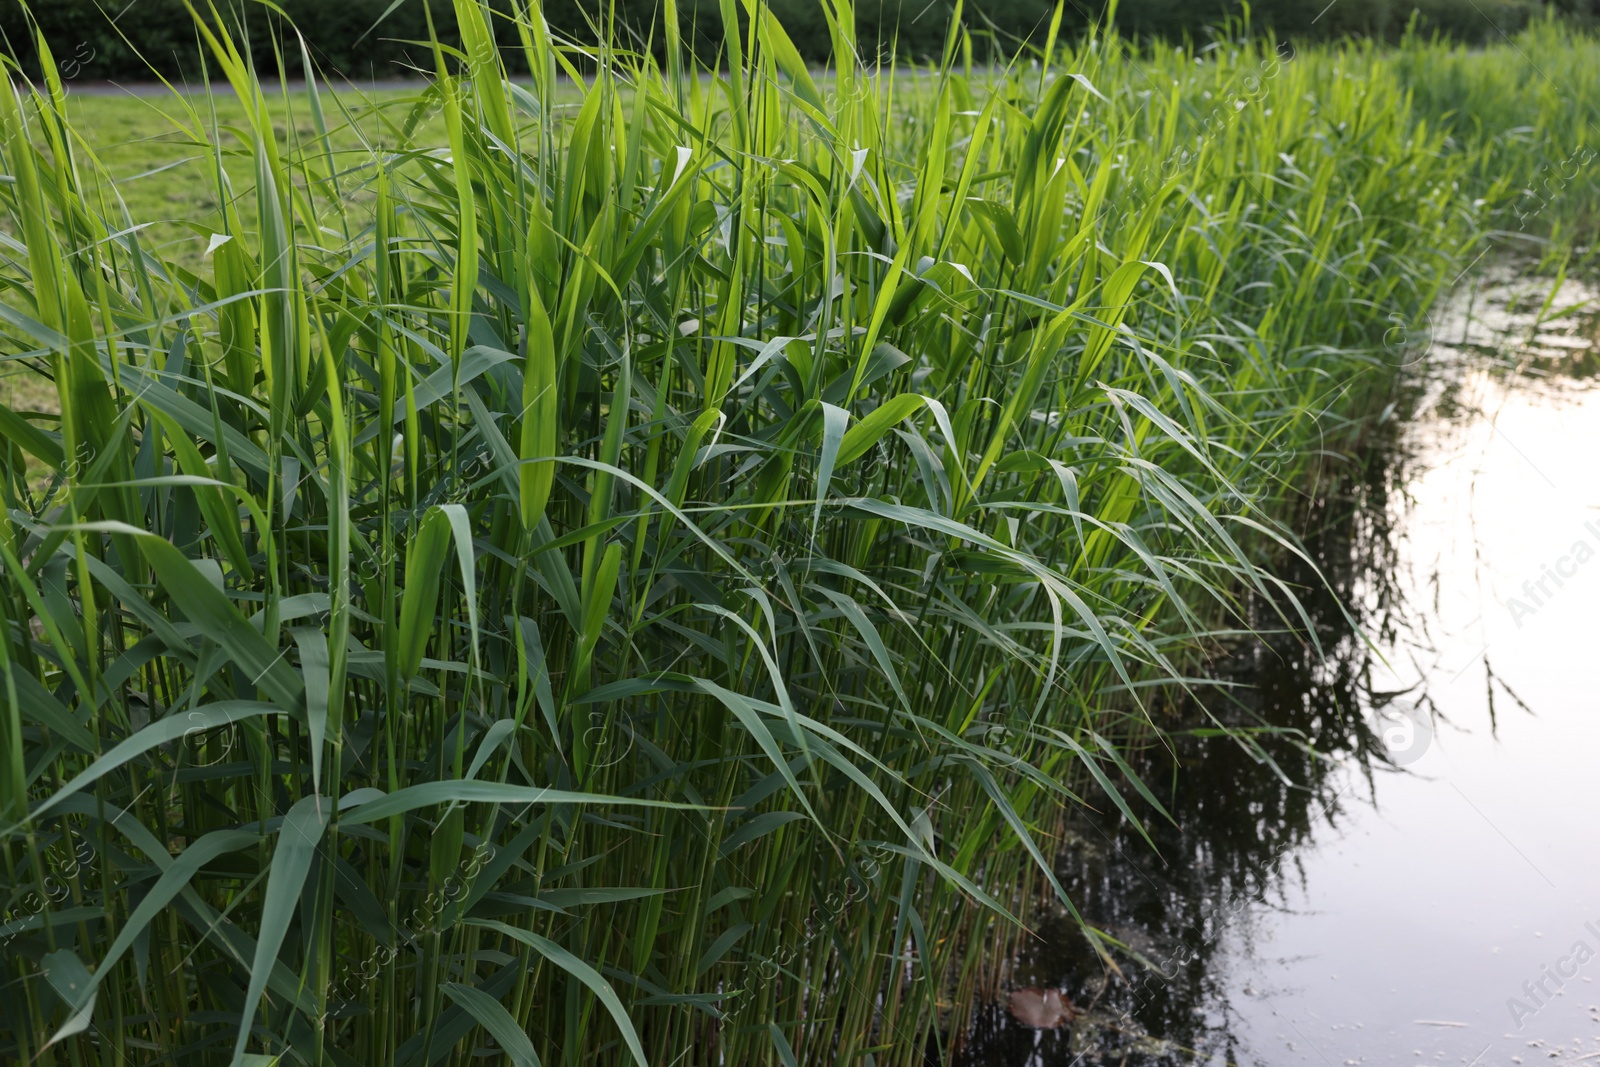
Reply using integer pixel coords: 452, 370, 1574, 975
965, 261, 1600, 1067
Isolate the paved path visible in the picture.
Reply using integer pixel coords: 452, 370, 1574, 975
63, 78, 431, 97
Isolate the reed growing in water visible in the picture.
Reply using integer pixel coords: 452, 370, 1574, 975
0, 1, 1593, 1062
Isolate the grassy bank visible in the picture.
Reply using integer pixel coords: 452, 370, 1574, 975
0, 3, 1595, 1064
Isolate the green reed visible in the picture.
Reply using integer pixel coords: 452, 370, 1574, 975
0, 2, 1593, 1064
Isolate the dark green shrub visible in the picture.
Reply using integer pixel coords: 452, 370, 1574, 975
0, 0, 1566, 82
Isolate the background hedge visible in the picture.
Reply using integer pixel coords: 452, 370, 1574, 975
0, 0, 1594, 83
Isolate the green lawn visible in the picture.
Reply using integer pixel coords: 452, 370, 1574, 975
61, 86, 427, 265
3, 85, 432, 417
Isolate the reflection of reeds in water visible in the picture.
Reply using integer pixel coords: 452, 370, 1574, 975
962, 409, 1418, 1065
962, 269, 1600, 1066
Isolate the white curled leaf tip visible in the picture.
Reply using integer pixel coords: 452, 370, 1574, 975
1140, 260, 1180, 301
850, 147, 869, 187
670, 145, 693, 189
1065, 72, 1110, 103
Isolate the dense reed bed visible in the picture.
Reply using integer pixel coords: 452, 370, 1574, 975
1, 2, 1595, 1063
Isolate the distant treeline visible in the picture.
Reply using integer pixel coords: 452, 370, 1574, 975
1, 0, 1595, 81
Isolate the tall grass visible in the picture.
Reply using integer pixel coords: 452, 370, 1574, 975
0, 2, 1592, 1064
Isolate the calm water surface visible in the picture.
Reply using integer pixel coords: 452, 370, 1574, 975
965, 265, 1600, 1067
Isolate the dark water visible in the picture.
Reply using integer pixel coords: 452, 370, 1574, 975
964, 265, 1600, 1067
